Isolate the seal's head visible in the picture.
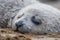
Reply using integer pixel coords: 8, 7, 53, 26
12, 8, 47, 34
12, 3, 60, 34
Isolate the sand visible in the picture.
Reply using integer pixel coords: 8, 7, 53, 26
0, 28, 60, 40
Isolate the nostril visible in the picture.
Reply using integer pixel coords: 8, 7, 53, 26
15, 21, 24, 27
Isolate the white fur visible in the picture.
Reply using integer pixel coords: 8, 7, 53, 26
12, 1, 60, 34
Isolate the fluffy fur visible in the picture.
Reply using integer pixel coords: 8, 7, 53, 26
0, 0, 37, 27
12, 2, 60, 34
0, 0, 60, 34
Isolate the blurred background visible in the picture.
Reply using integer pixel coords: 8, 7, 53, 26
38, 0, 60, 9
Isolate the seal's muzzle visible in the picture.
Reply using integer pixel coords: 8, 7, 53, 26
15, 21, 24, 28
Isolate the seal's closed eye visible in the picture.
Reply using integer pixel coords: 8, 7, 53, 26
17, 14, 24, 19
31, 16, 42, 25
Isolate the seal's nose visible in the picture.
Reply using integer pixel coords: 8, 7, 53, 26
15, 21, 24, 27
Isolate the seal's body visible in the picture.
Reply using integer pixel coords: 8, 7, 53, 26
12, 2, 60, 34
0, 0, 60, 34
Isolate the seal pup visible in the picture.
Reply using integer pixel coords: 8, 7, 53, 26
12, 2, 60, 34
